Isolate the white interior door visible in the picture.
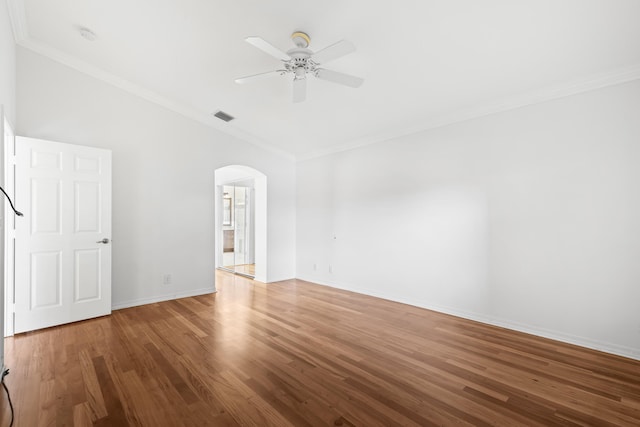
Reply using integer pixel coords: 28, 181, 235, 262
14, 136, 112, 333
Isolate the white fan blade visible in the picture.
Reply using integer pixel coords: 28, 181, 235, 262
311, 40, 356, 64
245, 36, 289, 61
293, 78, 306, 103
315, 68, 364, 88
235, 70, 282, 84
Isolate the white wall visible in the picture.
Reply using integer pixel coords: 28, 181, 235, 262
297, 79, 640, 359
17, 47, 296, 309
0, 0, 16, 371
0, 1, 15, 125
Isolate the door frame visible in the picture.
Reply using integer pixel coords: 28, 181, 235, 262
2, 113, 15, 337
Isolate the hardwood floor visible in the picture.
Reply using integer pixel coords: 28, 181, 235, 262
2, 270, 640, 426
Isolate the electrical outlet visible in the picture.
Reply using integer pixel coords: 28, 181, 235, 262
163, 274, 172, 285
313, 263, 317, 271
329, 265, 333, 273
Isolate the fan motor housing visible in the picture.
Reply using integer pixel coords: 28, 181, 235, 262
285, 48, 315, 76
286, 48, 312, 59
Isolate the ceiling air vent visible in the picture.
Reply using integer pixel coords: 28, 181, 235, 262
213, 110, 235, 122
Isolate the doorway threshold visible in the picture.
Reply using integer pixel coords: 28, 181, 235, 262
216, 267, 255, 280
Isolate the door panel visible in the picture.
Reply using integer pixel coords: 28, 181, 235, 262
15, 136, 112, 333
30, 251, 62, 308
31, 178, 61, 233
74, 181, 101, 232
74, 249, 100, 302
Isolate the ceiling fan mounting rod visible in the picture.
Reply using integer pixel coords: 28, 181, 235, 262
291, 31, 310, 48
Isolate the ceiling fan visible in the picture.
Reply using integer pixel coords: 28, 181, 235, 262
235, 31, 364, 103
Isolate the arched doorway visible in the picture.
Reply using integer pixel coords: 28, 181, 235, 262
214, 165, 267, 282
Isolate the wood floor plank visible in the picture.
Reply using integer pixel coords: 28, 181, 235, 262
3, 270, 640, 426
73, 402, 93, 427
92, 356, 129, 427
78, 349, 108, 421
37, 379, 56, 427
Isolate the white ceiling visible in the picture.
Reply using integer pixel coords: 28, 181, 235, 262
8, 0, 640, 160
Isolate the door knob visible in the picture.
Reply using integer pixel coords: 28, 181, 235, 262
96, 238, 110, 244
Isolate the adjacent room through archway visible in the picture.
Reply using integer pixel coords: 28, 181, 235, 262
214, 165, 267, 283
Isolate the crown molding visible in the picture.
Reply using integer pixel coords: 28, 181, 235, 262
296, 63, 640, 161
16, 32, 640, 164
6, 0, 28, 42
9, 0, 639, 163
15, 38, 295, 161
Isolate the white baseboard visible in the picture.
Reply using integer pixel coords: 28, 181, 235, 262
111, 286, 216, 311
297, 275, 640, 361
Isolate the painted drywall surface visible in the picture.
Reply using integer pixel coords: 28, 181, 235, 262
297, 79, 640, 359
16, 47, 296, 308
0, 0, 15, 125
